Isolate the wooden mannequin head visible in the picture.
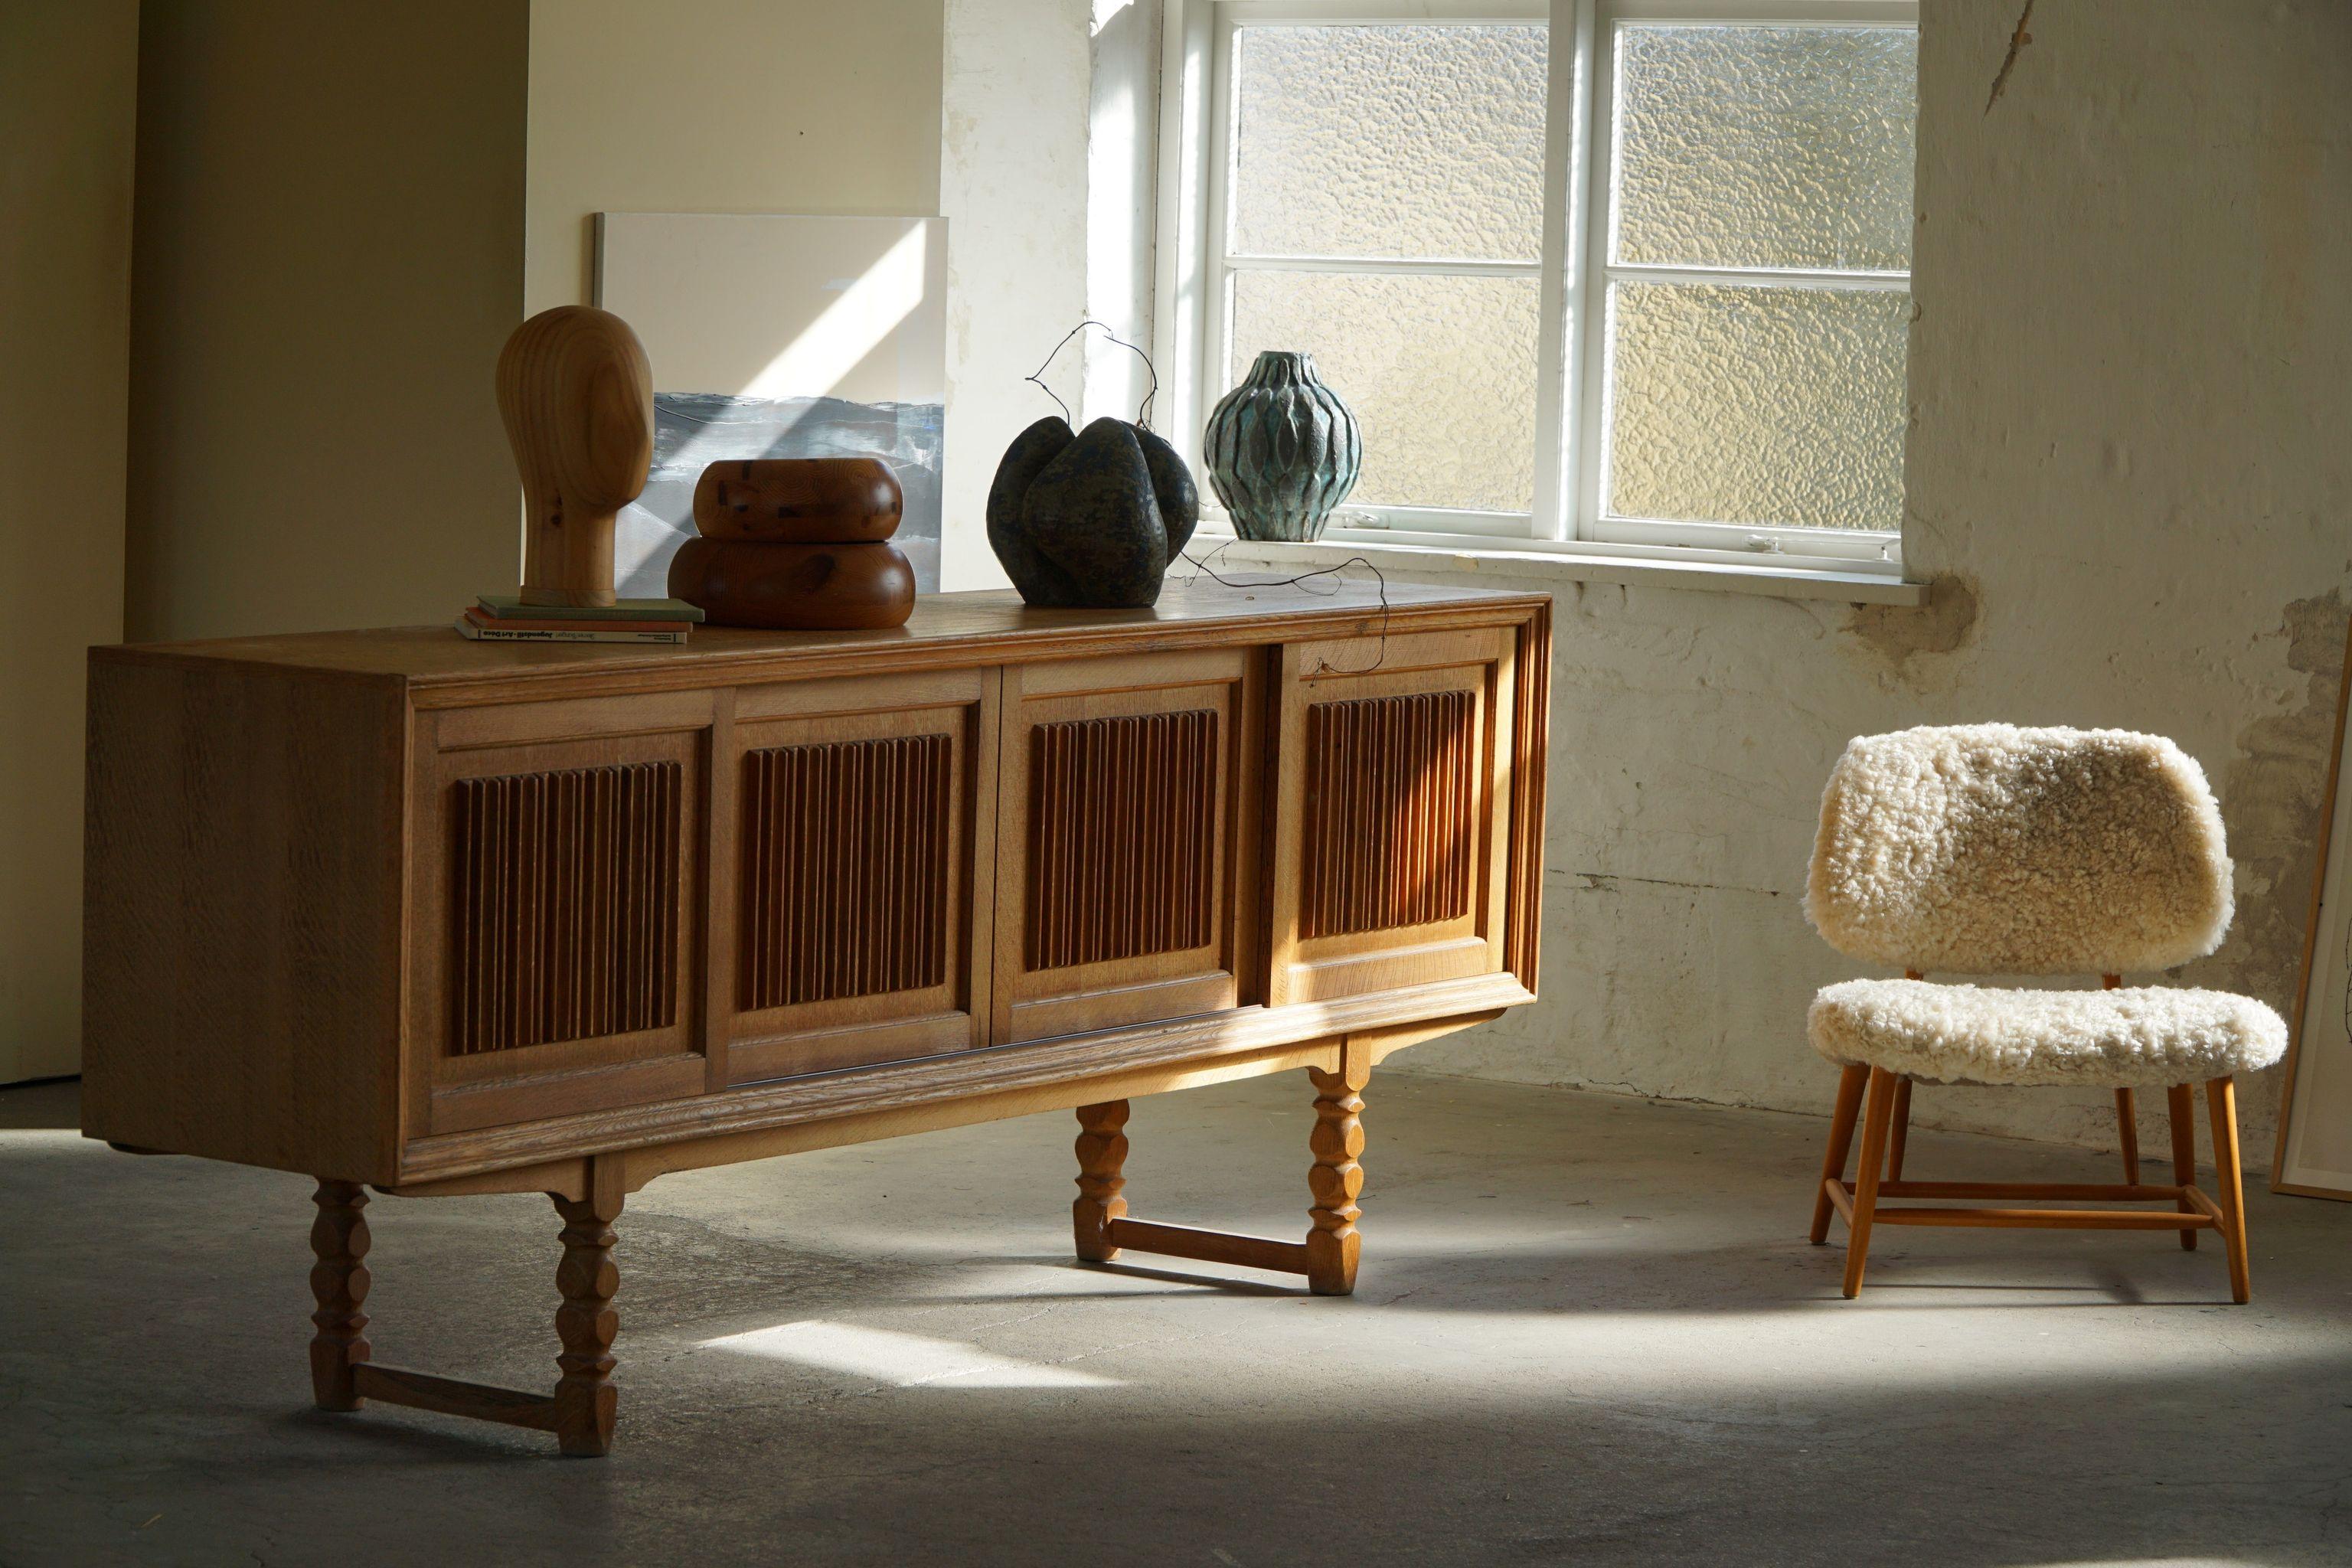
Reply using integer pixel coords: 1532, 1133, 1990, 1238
496, 305, 654, 607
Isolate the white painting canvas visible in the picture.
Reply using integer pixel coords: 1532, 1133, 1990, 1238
594, 212, 948, 596
2278, 636, 2352, 1199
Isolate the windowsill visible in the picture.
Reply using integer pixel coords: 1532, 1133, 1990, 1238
1181, 531, 1930, 607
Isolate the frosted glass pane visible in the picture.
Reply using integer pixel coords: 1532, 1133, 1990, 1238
1613, 25, 1916, 271
1230, 271, 1539, 512
1605, 281, 1907, 531
1230, 25, 1547, 262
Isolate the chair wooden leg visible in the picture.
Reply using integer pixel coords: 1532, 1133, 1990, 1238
2167, 1083, 2199, 1251
1843, 1067, 1900, 1298
2114, 1087, 2141, 1184
308, 1179, 373, 1411
1886, 1078, 1914, 1182
1073, 1101, 1131, 1263
2204, 1076, 2251, 1304
1810, 1064, 1870, 1244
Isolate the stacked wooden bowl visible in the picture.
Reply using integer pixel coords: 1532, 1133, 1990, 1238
668, 458, 917, 629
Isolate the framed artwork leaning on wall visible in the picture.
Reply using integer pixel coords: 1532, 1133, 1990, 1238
2275, 612, 2352, 1199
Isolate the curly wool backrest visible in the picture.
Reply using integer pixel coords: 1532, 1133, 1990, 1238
1805, 724, 2233, 976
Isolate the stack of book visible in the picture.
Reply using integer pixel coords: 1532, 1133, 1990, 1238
456, 596, 705, 645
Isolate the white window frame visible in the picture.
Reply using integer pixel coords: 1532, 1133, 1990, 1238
1154, 0, 1917, 579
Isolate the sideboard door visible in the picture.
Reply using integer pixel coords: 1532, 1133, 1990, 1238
723, 670, 997, 1083
1268, 627, 1517, 1004
993, 649, 1264, 1044
411, 693, 714, 1135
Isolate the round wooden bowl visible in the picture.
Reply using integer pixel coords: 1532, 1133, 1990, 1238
691, 457, 903, 543
668, 537, 916, 629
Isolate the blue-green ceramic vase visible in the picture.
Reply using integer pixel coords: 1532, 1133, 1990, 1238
1202, 351, 1362, 542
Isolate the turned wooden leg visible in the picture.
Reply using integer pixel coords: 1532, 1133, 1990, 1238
1810, 1064, 1870, 1244
1843, 1067, 1900, 1299
2204, 1076, 2251, 1305
1073, 1100, 1131, 1263
2115, 1087, 2141, 1185
309, 1179, 373, 1411
551, 1185, 622, 1457
1886, 1078, 1914, 1182
1305, 1065, 1365, 1296
2167, 1083, 2200, 1251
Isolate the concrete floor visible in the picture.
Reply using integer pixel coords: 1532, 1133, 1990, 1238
3, 1070, 2348, 1567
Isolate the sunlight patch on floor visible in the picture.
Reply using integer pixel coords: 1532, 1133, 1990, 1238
697, 1320, 1124, 1389
0, 1129, 92, 1150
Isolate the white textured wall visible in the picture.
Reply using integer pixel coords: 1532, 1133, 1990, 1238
1083, 0, 1164, 429
1361, 0, 2352, 1171
939, 0, 1096, 590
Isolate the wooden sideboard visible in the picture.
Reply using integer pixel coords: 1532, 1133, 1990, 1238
82, 581, 1550, 1455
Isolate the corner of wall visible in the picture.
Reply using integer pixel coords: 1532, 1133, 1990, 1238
938, 0, 1096, 591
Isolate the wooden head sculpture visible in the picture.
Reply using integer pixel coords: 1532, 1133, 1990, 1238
496, 305, 655, 607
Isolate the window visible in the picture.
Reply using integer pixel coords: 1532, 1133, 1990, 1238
1158, 0, 1918, 575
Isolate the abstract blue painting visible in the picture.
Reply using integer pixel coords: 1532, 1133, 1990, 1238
596, 213, 949, 595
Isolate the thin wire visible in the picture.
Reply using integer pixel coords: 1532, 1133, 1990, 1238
1178, 542, 1390, 675
1024, 319, 1161, 430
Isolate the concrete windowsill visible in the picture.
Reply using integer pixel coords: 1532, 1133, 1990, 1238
1181, 532, 1930, 607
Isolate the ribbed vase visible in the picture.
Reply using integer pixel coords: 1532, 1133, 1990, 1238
1202, 351, 1362, 543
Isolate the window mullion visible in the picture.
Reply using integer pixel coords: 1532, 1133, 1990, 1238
1198, 4, 1241, 471
1531, 0, 1592, 543
1223, 256, 1541, 278
1571, 0, 1617, 545
1605, 261, 1911, 292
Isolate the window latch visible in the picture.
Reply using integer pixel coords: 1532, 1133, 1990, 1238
1744, 534, 1783, 554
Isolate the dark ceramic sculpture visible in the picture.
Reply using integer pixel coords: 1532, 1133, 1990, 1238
987, 415, 1199, 607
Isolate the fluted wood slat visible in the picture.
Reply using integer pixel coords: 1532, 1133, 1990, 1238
739, 734, 952, 1011
1301, 691, 1475, 939
1026, 711, 1219, 972
449, 762, 680, 1055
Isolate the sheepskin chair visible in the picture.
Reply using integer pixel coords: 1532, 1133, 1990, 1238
1800, 724, 2282, 1303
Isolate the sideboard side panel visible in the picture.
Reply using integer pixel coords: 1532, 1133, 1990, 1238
80, 656, 407, 1182
1506, 599, 1551, 995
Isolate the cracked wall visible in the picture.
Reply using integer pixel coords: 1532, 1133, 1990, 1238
1393, 1, 2352, 1171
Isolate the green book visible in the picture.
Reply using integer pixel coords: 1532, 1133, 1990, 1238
476, 595, 705, 623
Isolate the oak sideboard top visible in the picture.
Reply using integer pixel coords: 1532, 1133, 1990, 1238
92, 580, 1551, 707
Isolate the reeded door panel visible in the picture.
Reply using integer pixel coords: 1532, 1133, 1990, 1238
1269, 628, 1516, 1004
993, 649, 1263, 1044
723, 669, 996, 1083
411, 691, 714, 1136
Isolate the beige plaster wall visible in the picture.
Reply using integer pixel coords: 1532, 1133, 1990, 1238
524, 0, 945, 314
0, 2, 139, 1083
1387, 0, 2352, 1173
123, 1, 530, 643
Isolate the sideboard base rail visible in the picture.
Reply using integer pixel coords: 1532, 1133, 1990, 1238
390, 995, 1517, 1196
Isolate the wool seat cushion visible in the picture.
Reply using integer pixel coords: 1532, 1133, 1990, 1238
1810, 978, 2286, 1087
